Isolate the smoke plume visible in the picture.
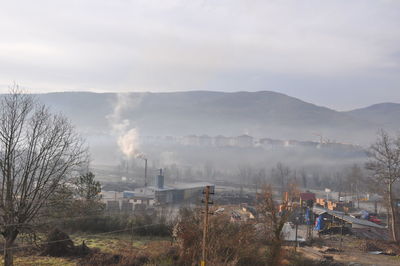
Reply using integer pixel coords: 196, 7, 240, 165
106, 93, 144, 158
117, 128, 139, 158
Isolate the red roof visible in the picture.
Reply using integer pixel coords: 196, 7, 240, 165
300, 192, 316, 201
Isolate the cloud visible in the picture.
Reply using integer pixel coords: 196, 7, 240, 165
0, 0, 399, 108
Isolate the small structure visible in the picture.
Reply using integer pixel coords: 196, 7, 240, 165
282, 223, 306, 242
316, 198, 353, 212
284, 140, 300, 148
259, 138, 284, 149
214, 135, 232, 147
106, 200, 120, 211
298, 141, 318, 148
234, 135, 254, 148
198, 135, 212, 146
154, 182, 215, 205
123, 191, 135, 198
313, 206, 385, 229
182, 135, 198, 146
102, 190, 155, 211
131, 170, 215, 205
121, 201, 133, 212
300, 192, 316, 208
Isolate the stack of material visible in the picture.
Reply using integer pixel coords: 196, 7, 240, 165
316, 198, 353, 211
316, 198, 326, 207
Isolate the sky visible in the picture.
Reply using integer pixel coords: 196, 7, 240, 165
0, 0, 399, 110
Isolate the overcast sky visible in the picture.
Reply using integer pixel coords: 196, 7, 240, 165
0, 0, 399, 110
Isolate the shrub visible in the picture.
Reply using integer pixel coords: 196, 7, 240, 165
175, 208, 265, 266
41, 228, 91, 258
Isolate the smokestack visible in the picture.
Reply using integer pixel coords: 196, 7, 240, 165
155, 168, 164, 189
144, 158, 148, 187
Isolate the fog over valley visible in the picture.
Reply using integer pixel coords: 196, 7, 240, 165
26, 90, 398, 183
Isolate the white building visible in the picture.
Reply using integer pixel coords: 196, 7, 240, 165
234, 135, 254, 148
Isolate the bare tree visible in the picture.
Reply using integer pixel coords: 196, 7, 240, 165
257, 185, 294, 266
175, 208, 262, 265
203, 161, 216, 181
271, 162, 290, 195
0, 88, 87, 265
345, 164, 364, 208
253, 168, 266, 194
300, 169, 308, 189
366, 130, 400, 241
238, 164, 254, 187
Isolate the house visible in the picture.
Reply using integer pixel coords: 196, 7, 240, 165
182, 135, 198, 146
214, 135, 232, 147
198, 135, 212, 146
234, 135, 254, 148
300, 192, 316, 207
259, 138, 284, 149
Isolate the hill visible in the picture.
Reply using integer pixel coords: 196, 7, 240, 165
35, 91, 378, 144
345, 103, 400, 131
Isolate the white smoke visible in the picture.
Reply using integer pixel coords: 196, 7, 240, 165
106, 93, 145, 159
117, 128, 140, 158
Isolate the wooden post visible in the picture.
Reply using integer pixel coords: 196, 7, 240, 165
201, 186, 211, 266
295, 217, 298, 252
130, 221, 134, 252
339, 214, 344, 253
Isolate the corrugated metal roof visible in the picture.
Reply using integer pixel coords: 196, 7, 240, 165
171, 182, 214, 190
352, 228, 390, 241
313, 206, 385, 229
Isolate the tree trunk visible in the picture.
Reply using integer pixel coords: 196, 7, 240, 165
388, 183, 398, 242
269, 239, 282, 266
3, 230, 18, 266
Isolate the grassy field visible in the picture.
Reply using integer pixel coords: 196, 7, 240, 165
0, 256, 75, 266
1, 234, 172, 266
71, 233, 171, 254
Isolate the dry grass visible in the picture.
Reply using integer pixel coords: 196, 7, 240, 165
71, 234, 170, 254
1, 234, 173, 266
299, 235, 400, 266
1, 256, 75, 266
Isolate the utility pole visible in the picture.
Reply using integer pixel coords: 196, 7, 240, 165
201, 185, 214, 266
130, 221, 134, 252
339, 213, 344, 253
306, 208, 313, 241
295, 216, 299, 252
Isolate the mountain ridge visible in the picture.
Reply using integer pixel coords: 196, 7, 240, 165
19, 90, 391, 145
344, 102, 400, 131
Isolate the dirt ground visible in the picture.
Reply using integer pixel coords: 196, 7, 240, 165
298, 235, 400, 266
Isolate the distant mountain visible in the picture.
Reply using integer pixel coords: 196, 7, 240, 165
33, 91, 382, 144
345, 103, 400, 131
37, 92, 115, 134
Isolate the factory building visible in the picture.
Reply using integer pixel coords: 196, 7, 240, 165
131, 169, 215, 205
101, 169, 215, 210
154, 182, 214, 205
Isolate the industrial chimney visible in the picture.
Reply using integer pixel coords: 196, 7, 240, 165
155, 168, 164, 189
